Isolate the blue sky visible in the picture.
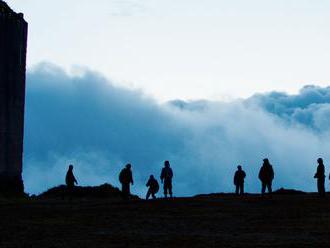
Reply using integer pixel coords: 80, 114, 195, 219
9, 0, 330, 101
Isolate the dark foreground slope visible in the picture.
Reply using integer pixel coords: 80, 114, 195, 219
0, 194, 329, 248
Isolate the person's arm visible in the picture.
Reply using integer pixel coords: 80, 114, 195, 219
315, 166, 319, 178
258, 168, 262, 180
160, 169, 164, 183
65, 172, 68, 185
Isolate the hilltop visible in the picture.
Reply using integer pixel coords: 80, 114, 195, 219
38, 183, 140, 200
0, 192, 330, 247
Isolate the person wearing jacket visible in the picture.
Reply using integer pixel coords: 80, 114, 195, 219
234, 165, 246, 195
65, 164, 78, 199
258, 158, 274, 196
314, 158, 326, 197
160, 161, 173, 198
119, 163, 134, 200
146, 175, 159, 200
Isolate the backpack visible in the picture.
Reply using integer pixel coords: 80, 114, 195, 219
154, 180, 160, 193
119, 169, 125, 184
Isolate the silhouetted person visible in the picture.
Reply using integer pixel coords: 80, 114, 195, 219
234, 165, 246, 195
160, 160, 173, 198
146, 175, 159, 200
65, 164, 78, 199
119, 163, 134, 200
258, 158, 274, 196
314, 158, 325, 197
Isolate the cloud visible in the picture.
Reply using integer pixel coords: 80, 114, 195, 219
247, 85, 330, 132
23, 63, 330, 196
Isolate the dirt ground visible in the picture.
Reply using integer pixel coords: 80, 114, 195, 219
0, 194, 329, 248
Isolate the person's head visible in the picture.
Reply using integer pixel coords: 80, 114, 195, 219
164, 160, 170, 168
126, 163, 132, 169
263, 158, 269, 165
69, 164, 74, 170
317, 158, 323, 164
150, 175, 154, 179
237, 165, 242, 170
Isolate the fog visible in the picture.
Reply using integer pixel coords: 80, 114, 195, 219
23, 63, 330, 196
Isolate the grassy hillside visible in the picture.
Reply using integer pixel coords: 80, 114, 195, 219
0, 193, 329, 247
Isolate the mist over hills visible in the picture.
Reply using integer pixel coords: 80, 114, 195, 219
24, 63, 330, 196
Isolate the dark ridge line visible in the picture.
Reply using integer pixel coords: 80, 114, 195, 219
35, 184, 314, 201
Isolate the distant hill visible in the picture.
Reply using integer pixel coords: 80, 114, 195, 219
38, 183, 140, 199
273, 187, 307, 195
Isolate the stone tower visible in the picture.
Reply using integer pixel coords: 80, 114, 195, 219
0, 1, 27, 195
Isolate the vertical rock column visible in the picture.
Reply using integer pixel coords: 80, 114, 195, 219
0, 2, 28, 195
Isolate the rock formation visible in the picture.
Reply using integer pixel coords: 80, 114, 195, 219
0, 1, 27, 195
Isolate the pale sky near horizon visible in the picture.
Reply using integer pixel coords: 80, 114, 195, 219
9, 0, 330, 101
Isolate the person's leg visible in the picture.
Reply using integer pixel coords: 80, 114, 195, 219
169, 181, 173, 198
235, 185, 239, 195
261, 182, 266, 195
67, 184, 74, 200
318, 179, 325, 197
146, 189, 151, 200
267, 182, 272, 194
121, 184, 125, 199
152, 192, 156, 199
322, 179, 325, 197
164, 183, 168, 198
122, 183, 129, 200
127, 184, 131, 196
240, 183, 244, 195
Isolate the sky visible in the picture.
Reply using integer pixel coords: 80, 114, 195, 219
9, 0, 330, 101
23, 64, 330, 196
4, 1, 330, 196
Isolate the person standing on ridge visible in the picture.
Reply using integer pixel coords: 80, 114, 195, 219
258, 158, 274, 196
234, 165, 246, 195
160, 160, 173, 198
65, 164, 78, 199
314, 158, 326, 197
146, 175, 159, 200
119, 163, 134, 200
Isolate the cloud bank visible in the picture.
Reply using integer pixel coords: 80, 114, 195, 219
24, 64, 330, 196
